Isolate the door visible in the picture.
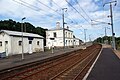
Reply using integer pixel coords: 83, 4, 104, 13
29, 41, 32, 54
5, 41, 8, 56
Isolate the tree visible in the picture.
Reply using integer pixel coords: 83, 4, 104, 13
0, 19, 48, 46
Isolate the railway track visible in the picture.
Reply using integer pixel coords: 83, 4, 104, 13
1, 44, 101, 80
0, 49, 82, 80
0, 49, 79, 79
50, 46, 101, 80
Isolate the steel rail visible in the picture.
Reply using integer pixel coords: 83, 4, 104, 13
2, 49, 82, 80
50, 48, 98, 80
73, 48, 100, 80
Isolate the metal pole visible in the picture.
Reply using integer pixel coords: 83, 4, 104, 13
62, 8, 67, 49
110, 3, 116, 50
105, 27, 107, 44
21, 20, 24, 60
105, 27, 107, 37
21, 17, 26, 60
103, 1, 117, 50
24, 23, 26, 32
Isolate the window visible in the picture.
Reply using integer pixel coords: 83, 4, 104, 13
68, 33, 70, 37
66, 32, 67, 37
65, 40, 68, 45
29, 41, 32, 44
53, 32, 57, 37
0, 41, 2, 46
19, 41, 22, 46
5, 41, 8, 44
37, 41, 39, 45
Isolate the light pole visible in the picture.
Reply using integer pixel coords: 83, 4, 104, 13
103, 1, 117, 50
62, 8, 67, 49
21, 17, 26, 60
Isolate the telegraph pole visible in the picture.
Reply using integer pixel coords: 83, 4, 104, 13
62, 8, 67, 49
103, 1, 117, 50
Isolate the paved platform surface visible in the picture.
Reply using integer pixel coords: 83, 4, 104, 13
87, 48, 120, 80
0, 47, 83, 71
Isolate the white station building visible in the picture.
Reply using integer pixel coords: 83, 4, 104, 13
46, 22, 81, 48
73, 37, 81, 47
0, 30, 44, 56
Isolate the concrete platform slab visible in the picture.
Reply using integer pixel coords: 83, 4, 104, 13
86, 48, 120, 80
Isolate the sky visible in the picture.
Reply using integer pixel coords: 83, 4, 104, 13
0, 0, 120, 42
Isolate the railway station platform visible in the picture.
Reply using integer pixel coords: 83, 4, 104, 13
86, 48, 120, 80
0, 46, 83, 71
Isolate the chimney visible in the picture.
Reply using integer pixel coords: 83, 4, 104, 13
56, 21, 60, 29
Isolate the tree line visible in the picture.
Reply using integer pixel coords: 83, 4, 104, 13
93, 36, 120, 49
0, 19, 48, 46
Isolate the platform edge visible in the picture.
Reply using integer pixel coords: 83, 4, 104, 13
82, 47, 103, 80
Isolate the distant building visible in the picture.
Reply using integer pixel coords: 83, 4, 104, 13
73, 37, 82, 47
0, 30, 44, 56
46, 22, 81, 48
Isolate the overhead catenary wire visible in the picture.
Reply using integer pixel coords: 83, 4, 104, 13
50, 0, 78, 25
91, 20, 110, 25
65, 0, 91, 24
75, 0, 92, 21
13, 0, 62, 21
36, 0, 62, 15
13, 0, 90, 29
52, 0, 87, 27
13, 0, 65, 28
19, 0, 42, 11
13, 0, 42, 11
36, 0, 75, 25
14, 0, 82, 27
50, 0, 63, 9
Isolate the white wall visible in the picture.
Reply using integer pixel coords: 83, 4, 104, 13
0, 33, 11, 56
65, 30, 73, 38
0, 32, 44, 56
11, 37, 44, 55
74, 38, 80, 46
11, 36, 28, 55
32, 38, 44, 52
46, 30, 64, 47
46, 29, 74, 48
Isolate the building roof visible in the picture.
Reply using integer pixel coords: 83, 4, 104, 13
0, 30, 44, 39
47, 27, 73, 32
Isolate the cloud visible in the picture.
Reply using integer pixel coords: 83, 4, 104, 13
0, 0, 120, 41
